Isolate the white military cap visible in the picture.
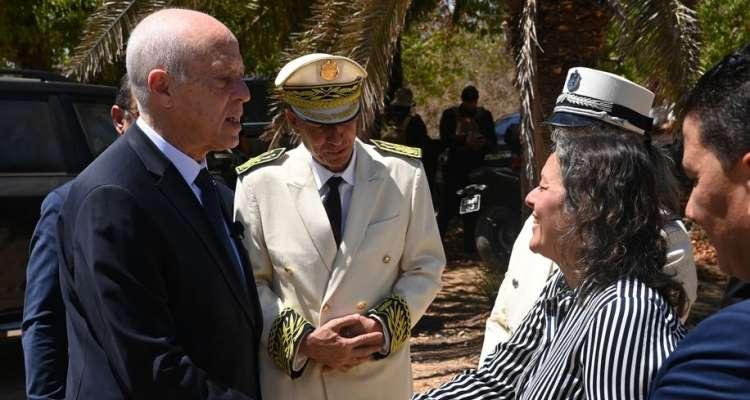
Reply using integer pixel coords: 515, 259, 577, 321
546, 67, 654, 134
275, 53, 367, 125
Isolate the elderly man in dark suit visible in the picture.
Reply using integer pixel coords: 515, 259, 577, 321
57, 9, 261, 399
22, 74, 137, 400
649, 44, 750, 399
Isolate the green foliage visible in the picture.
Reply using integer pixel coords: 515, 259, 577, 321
402, 28, 509, 102
600, 0, 749, 102
401, 21, 517, 134
0, 0, 100, 70
204, 0, 315, 76
696, 0, 750, 69
451, 0, 507, 36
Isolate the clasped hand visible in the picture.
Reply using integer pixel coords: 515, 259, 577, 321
299, 314, 385, 371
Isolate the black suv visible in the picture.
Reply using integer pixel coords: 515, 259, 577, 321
0, 70, 118, 340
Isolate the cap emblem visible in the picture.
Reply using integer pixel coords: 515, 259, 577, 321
567, 70, 581, 92
320, 60, 339, 81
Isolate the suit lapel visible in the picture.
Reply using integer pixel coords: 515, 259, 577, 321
286, 149, 338, 270
126, 128, 256, 326
323, 141, 386, 305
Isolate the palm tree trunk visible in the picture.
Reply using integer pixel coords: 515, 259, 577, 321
386, 36, 404, 104
535, 0, 610, 168
509, 0, 609, 185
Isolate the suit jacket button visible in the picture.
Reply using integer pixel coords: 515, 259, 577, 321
356, 301, 368, 311
322, 304, 330, 312
284, 266, 294, 274
382, 255, 391, 263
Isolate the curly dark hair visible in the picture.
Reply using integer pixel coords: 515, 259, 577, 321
552, 122, 687, 314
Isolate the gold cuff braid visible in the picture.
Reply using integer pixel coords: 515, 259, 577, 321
267, 307, 314, 378
367, 295, 411, 358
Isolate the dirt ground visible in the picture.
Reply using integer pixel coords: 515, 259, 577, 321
410, 224, 728, 393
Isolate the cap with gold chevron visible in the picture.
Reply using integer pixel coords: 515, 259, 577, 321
275, 53, 367, 125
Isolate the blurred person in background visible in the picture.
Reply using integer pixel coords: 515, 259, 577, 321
22, 74, 137, 400
437, 85, 495, 253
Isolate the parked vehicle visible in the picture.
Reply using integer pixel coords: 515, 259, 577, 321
0, 70, 118, 340
457, 112, 523, 273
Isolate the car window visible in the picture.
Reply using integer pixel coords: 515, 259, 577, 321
0, 98, 66, 172
72, 101, 117, 157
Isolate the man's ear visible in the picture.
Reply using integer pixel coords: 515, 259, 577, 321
741, 152, 750, 179
147, 69, 172, 108
111, 105, 127, 135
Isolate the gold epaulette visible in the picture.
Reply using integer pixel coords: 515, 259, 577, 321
371, 139, 421, 159
235, 147, 286, 176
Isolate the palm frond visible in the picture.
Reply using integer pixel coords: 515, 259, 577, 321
264, 0, 357, 148
265, 0, 413, 148
64, 0, 169, 81
338, 0, 413, 135
607, 0, 701, 102
513, 0, 540, 188
282, 0, 356, 59
64, 0, 222, 82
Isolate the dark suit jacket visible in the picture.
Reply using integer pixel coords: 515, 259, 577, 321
57, 125, 262, 399
23, 181, 71, 400
649, 299, 750, 399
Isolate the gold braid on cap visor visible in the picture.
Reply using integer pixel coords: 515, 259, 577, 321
280, 78, 363, 110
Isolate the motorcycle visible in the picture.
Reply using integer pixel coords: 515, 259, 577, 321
457, 113, 523, 273
458, 156, 522, 274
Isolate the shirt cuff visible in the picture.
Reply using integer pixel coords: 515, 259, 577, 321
292, 348, 308, 372
370, 314, 391, 355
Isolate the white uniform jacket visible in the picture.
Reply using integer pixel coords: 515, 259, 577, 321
234, 139, 445, 400
479, 215, 698, 365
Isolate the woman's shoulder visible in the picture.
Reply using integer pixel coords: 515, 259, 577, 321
588, 277, 681, 319
577, 278, 685, 352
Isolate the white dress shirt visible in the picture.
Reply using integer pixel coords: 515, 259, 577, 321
137, 118, 206, 201
305, 145, 356, 235
137, 118, 245, 282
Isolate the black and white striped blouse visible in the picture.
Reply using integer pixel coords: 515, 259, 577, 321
413, 271, 686, 400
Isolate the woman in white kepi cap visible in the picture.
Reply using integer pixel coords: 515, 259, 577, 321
477, 68, 698, 363
414, 68, 688, 400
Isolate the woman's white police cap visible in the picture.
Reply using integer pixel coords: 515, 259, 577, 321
545, 67, 655, 134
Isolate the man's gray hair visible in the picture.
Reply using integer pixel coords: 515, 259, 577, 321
125, 11, 193, 115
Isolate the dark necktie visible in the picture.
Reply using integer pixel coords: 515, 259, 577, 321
194, 169, 247, 290
324, 176, 343, 246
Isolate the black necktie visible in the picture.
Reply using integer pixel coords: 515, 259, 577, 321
324, 176, 343, 246
194, 169, 247, 289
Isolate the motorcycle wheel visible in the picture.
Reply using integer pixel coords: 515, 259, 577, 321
474, 206, 521, 275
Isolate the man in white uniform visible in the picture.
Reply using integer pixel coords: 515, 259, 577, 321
234, 53, 445, 399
